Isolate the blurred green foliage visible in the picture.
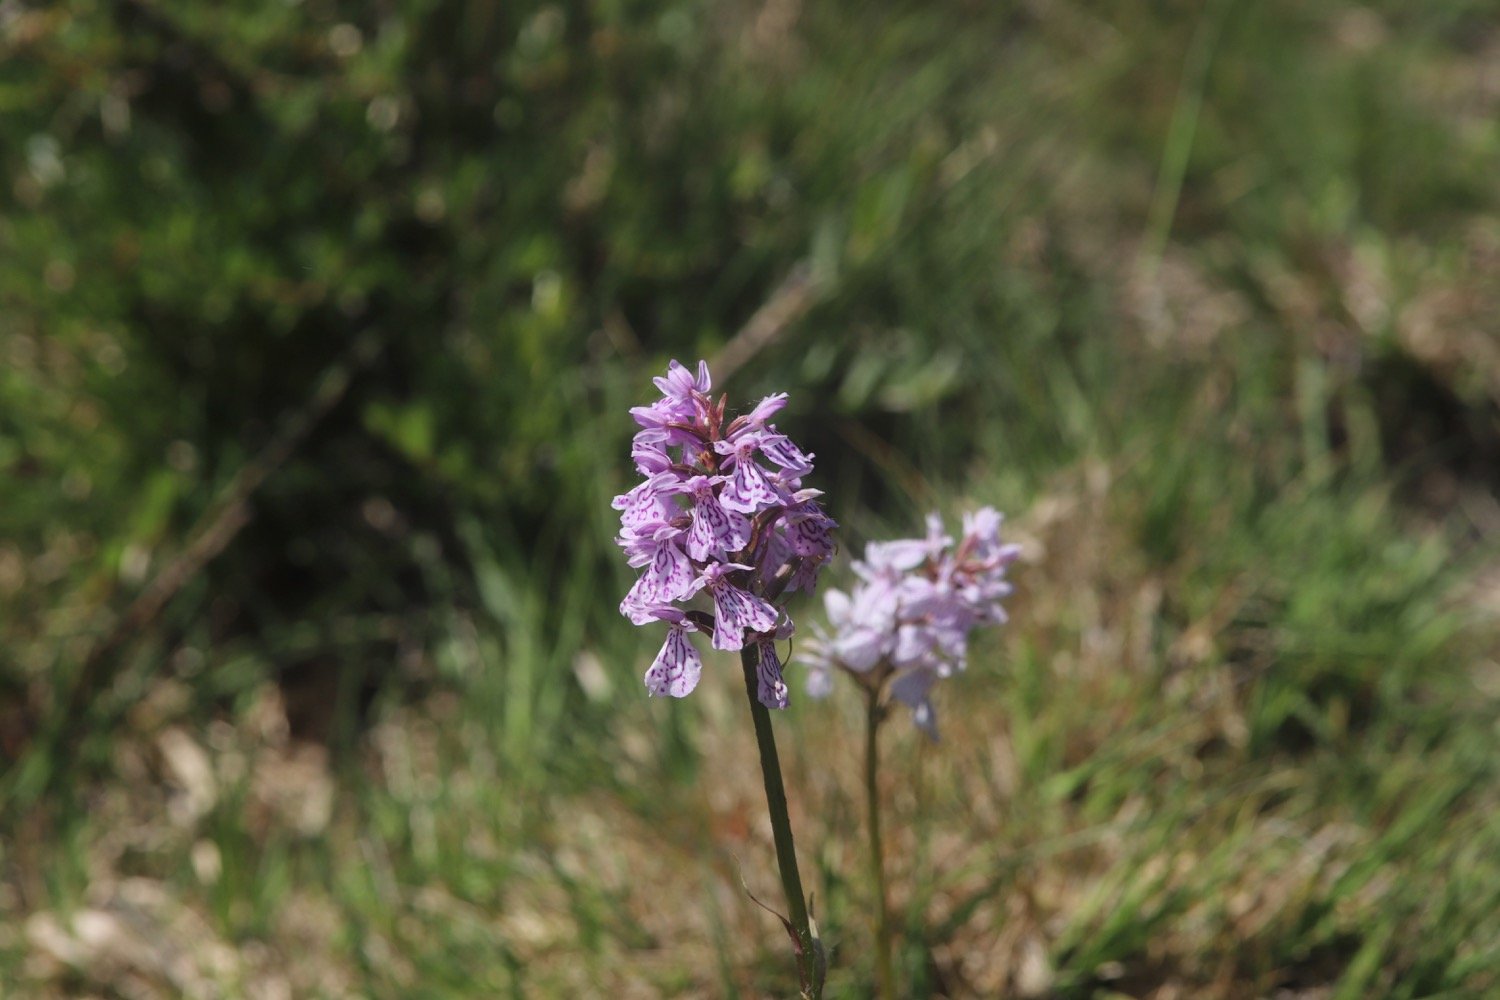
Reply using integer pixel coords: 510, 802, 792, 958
2, 0, 1499, 995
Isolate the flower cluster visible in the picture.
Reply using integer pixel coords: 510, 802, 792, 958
804, 508, 1021, 737
614, 360, 837, 708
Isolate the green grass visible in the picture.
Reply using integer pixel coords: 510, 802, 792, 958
3, 1, 1500, 997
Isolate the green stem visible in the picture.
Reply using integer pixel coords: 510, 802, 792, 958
740, 649, 822, 998
1139, 0, 1232, 276
866, 688, 896, 1000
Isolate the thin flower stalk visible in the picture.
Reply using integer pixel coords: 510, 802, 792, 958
865, 687, 896, 1000
743, 645, 822, 997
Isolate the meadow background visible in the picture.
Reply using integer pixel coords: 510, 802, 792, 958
3, 1, 1499, 996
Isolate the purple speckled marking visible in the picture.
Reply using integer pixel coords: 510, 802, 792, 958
787, 515, 831, 557
719, 455, 776, 514
759, 434, 813, 474
709, 579, 778, 651
756, 642, 789, 709
644, 539, 694, 602
686, 484, 751, 560
645, 625, 702, 698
